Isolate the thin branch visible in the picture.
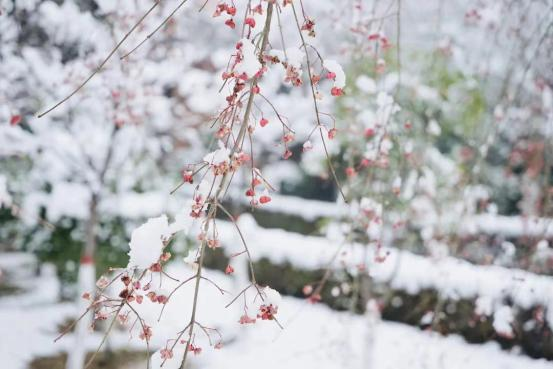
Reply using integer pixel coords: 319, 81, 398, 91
121, 0, 190, 60
158, 274, 196, 321
225, 283, 253, 308
84, 303, 125, 369
200, 276, 230, 295
37, 1, 161, 117
125, 302, 152, 369
54, 306, 92, 342
179, 5, 275, 367
291, 3, 347, 203
217, 203, 258, 284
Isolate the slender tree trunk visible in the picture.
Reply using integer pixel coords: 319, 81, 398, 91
362, 298, 380, 369
361, 274, 378, 369
67, 194, 98, 369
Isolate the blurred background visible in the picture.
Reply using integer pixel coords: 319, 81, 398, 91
1, 0, 553, 368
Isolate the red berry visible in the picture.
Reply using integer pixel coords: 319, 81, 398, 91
10, 115, 21, 126
225, 18, 236, 29
245, 17, 256, 27
345, 167, 356, 177
252, 4, 263, 14
260, 118, 269, 127
259, 195, 271, 204
331, 87, 343, 96
182, 170, 194, 184
364, 128, 375, 137
226, 6, 236, 16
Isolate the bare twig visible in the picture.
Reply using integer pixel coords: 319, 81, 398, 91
121, 0, 190, 60
37, 1, 161, 117
84, 303, 125, 369
291, 3, 347, 203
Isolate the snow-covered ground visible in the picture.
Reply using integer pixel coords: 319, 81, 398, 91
2, 275, 552, 369
0, 256, 551, 369
216, 215, 553, 327
1, 0, 552, 368
3, 198, 553, 368
193, 298, 553, 369
3, 192, 553, 368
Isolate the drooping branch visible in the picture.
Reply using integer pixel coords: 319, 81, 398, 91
291, 2, 347, 203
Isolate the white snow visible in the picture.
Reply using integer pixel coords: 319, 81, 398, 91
459, 214, 553, 238
229, 191, 347, 221
127, 215, 171, 269
323, 59, 346, 89
214, 215, 553, 329
203, 142, 231, 167
493, 305, 514, 338
2, 260, 552, 369
0, 175, 12, 208
235, 38, 262, 79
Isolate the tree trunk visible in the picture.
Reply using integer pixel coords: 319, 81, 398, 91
66, 195, 98, 369
362, 299, 380, 369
